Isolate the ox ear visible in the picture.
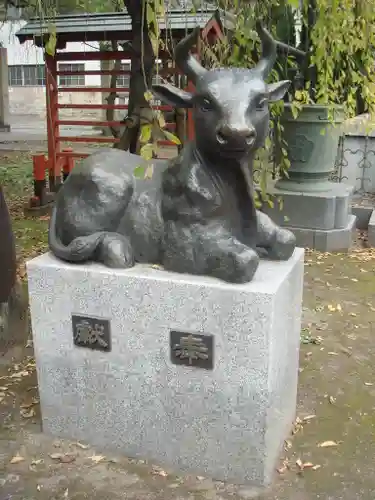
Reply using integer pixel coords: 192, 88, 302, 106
152, 83, 194, 108
268, 80, 291, 102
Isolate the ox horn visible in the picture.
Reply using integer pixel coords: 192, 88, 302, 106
174, 27, 208, 83
254, 21, 277, 79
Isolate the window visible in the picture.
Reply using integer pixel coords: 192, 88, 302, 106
9, 65, 45, 86
58, 63, 85, 87
115, 64, 161, 89
117, 63, 130, 89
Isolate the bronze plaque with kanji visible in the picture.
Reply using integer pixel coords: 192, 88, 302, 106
72, 315, 111, 352
170, 331, 214, 370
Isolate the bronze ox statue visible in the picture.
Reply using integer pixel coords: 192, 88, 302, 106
48, 23, 296, 284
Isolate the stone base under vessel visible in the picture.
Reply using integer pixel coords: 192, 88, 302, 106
261, 181, 356, 252
27, 250, 304, 487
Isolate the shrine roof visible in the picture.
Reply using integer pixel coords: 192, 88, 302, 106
16, 6, 235, 45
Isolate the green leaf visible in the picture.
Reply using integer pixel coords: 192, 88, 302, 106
146, 2, 156, 28
286, 0, 300, 7
149, 31, 159, 56
163, 130, 181, 145
140, 143, 154, 161
45, 31, 57, 56
133, 165, 145, 179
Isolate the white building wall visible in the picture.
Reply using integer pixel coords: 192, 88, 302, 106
0, 20, 105, 118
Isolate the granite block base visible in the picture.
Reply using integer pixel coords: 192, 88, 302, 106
368, 210, 375, 247
286, 214, 356, 252
27, 251, 304, 487
262, 181, 353, 230
351, 205, 373, 230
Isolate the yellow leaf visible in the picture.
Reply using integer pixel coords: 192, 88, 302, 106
163, 130, 181, 145
317, 440, 338, 448
140, 124, 152, 144
140, 143, 154, 161
155, 110, 166, 129
90, 454, 106, 463
10, 454, 25, 464
144, 91, 153, 102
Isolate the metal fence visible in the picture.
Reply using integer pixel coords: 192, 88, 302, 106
330, 134, 375, 196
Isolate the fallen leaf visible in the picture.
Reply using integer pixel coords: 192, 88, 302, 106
365, 382, 373, 386
90, 455, 106, 463
196, 475, 205, 480
349, 312, 357, 317
303, 462, 314, 469
284, 439, 292, 450
303, 414, 316, 422
312, 464, 321, 470
9, 370, 29, 379
31, 459, 44, 465
37, 484, 41, 491
336, 303, 342, 312
329, 396, 336, 404
318, 440, 338, 448
277, 466, 287, 474
10, 454, 25, 464
63, 489, 69, 499
296, 458, 303, 470
49, 453, 76, 463
351, 278, 358, 282
73, 442, 89, 450
152, 466, 168, 477
20, 408, 35, 418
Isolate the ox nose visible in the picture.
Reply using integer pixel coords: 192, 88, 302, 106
216, 125, 256, 146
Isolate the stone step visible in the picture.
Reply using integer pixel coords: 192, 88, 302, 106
368, 210, 375, 247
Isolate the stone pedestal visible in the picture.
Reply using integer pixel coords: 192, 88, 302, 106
368, 210, 375, 247
27, 250, 304, 487
262, 181, 356, 252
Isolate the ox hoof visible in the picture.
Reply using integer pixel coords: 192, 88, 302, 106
267, 228, 296, 260
209, 246, 260, 284
98, 234, 135, 268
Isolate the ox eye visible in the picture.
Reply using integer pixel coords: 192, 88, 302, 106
200, 98, 213, 112
256, 98, 268, 111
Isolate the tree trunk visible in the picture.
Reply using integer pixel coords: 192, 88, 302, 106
118, 0, 156, 153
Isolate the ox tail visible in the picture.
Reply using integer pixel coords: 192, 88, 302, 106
48, 206, 108, 263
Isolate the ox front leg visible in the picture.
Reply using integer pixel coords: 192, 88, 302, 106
256, 211, 296, 260
163, 221, 259, 283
